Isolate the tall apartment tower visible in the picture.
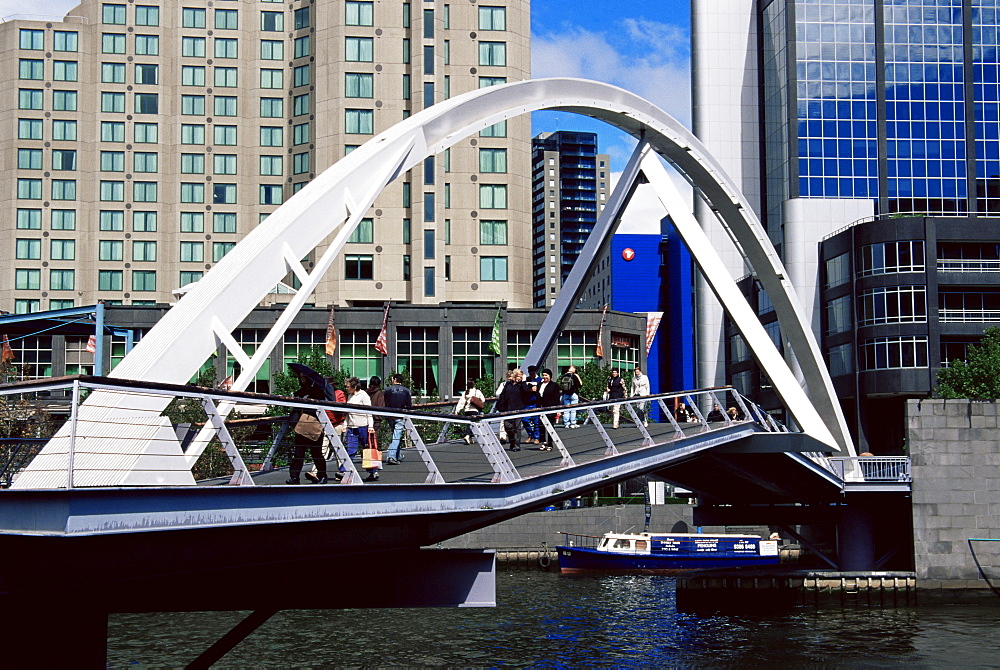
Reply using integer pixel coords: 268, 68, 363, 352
1, 0, 532, 314
693, 0, 1000, 450
530, 131, 609, 307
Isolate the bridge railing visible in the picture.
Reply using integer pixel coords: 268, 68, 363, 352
0, 376, 783, 489
827, 456, 912, 483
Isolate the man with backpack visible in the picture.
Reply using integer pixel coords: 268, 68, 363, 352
382, 373, 412, 465
559, 365, 583, 428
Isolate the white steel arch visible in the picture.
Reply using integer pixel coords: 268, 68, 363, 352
14, 78, 852, 489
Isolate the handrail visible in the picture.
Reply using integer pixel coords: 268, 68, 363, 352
823, 210, 974, 241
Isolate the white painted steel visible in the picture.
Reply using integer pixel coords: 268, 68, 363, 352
15, 77, 851, 487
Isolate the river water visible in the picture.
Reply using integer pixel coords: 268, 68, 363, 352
107, 571, 1000, 667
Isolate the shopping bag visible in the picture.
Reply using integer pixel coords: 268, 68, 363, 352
361, 432, 382, 469
293, 414, 323, 441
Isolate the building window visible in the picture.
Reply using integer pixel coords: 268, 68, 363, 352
260, 98, 283, 118
860, 336, 928, 370
346, 37, 374, 62
479, 148, 507, 173
51, 179, 77, 201
825, 295, 852, 335
101, 121, 125, 142
857, 241, 926, 277
344, 109, 375, 135
260, 126, 284, 147
182, 95, 205, 116
294, 6, 310, 29
180, 153, 205, 174
858, 286, 927, 326
19, 89, 42, 110
102, 3, 126, 24
180, 241, 204, 263
397, 327, 439, 395
293, 93, 311, 116
294, 36, 311, 58
348, 218, 374, 244
480, 256, 508, 281
132, 181, 157, 202
213, 184, 237, 204
292, 123, 310, 144
99, 270, 123, 291
345, 254, 374, 279
50, 239, 75, 261
99, 239, 123, 261
134, 122, 158, 143
336, 330, 382, 379
51, 210, 75, 230
479, 220, 507, 245
53, 61, 78, 82
102, 92, 125, 113
15, 269, 41, 290
182, 65, 206, 86
181, 124, 205, 145
214, 67, 237, 87
479, 184, 507, 209
53, 120, 77, 141
180, 183, 205, 203
260, 68, 283, 88
19, 28, 44, 49
182, 36, 206, 58
451, 327, 494, 392
211, 97, 236, 118
136, 34, 159, 56
133, 211, 157, 232
260, 184, 283, 205
479, 5, 506, 30
424, 267, 435, 296
214, 125, 237, 146
17, 179, 42, 199
479, 76, 506, 88
557, 331, 597, 369
101, 62, 125, 83
260, 40, 283, 60
53, 90, 78, 111
18, 118, 42, 140
17, 209, 42, 230
346, 1, 374, 26
210, 154, 235, 175
261, 10, 283, 31
102, 33, 126, 54
478, 41, 507, 66
293, 64, 311, 87
181, 212, 205, 233
54, 31, 78, 52
135, 6, 159, 26
213, 242, 235, 261
179, 271, 203, 286
16, 239, 41, 260
100, 210, 124, 231
215, 8, 239, 30
132, 270, 157, 292
215, 38, 238, 59
134, 92, 159, 114
213, 212, 237, 233
182, 7, 206, 28
17, 149, 41, 170
52, 149, 77, 171
19, 59, 43, 80
480, 121, 507, 138
50, 269, 75, 291
132, 240, 157, 262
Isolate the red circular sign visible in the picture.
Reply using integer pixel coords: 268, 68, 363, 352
622, 248, 636, 261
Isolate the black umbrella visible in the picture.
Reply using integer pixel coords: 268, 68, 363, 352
287, 363, 337, 401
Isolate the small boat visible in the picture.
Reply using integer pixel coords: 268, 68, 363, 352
556, 531, 780, 574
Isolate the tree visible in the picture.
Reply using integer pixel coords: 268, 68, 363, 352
937, 327, 1000, 399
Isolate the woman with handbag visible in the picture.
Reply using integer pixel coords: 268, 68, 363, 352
285, 369, 329, 485
454, 378, 486, 444
344, 376, 379, 482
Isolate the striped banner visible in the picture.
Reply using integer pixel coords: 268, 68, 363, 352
324, 306, 337, 355
645, 312, 664, 355
374, 304, 390, 355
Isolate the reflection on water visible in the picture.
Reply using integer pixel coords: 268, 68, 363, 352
108, 572, 1000, 667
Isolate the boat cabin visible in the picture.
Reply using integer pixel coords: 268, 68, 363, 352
597, 533, 653, 554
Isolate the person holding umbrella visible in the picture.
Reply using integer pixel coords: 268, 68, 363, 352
285, 363, 332, 485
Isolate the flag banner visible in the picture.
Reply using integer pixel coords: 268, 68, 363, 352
645, 312, 664, 355
219, 375, 234, 391
324, 306, 337, 355
489, 306, 503, 356
1, 334, 15, 364
374, 304, 390, 355
85, 334, 97, 354
595, 304, 609, 359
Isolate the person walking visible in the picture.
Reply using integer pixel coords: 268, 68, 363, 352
382, 373, 412, 465
495, 368, 530, 451
454, 378, 486, 444
559, 365, 583, 428
344, 376, 379, 481
522, 365, 542, 444
285, 368, 329, 485
630, 366, 651, 427
606, 367, 628, 428
536, 368, 561, 451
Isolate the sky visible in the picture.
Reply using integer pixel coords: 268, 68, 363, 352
3, 0, 692, 230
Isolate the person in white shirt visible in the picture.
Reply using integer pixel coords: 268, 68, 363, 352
454, 378, 486, 444
630, 366, 651, 427
345, 376, 379, 481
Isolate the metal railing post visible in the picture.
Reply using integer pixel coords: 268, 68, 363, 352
66, 379, 81, 489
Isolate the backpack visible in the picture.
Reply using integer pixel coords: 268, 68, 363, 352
559, 374, 576, 393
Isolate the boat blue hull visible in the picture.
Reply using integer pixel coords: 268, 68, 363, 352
556, 545, 780, 574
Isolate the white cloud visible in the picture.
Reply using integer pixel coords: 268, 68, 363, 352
532, 18, 692, 127
0, 0, 79, 20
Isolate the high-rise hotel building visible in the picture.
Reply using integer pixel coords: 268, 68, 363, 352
1, 0, 532, 314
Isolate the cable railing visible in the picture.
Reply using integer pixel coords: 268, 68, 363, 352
0, 376, 784, 490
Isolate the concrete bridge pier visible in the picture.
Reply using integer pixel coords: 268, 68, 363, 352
838, 498, 876, 571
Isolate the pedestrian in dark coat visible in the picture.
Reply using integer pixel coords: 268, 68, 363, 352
494, 368, 530, 451
536, 368, 562, 451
